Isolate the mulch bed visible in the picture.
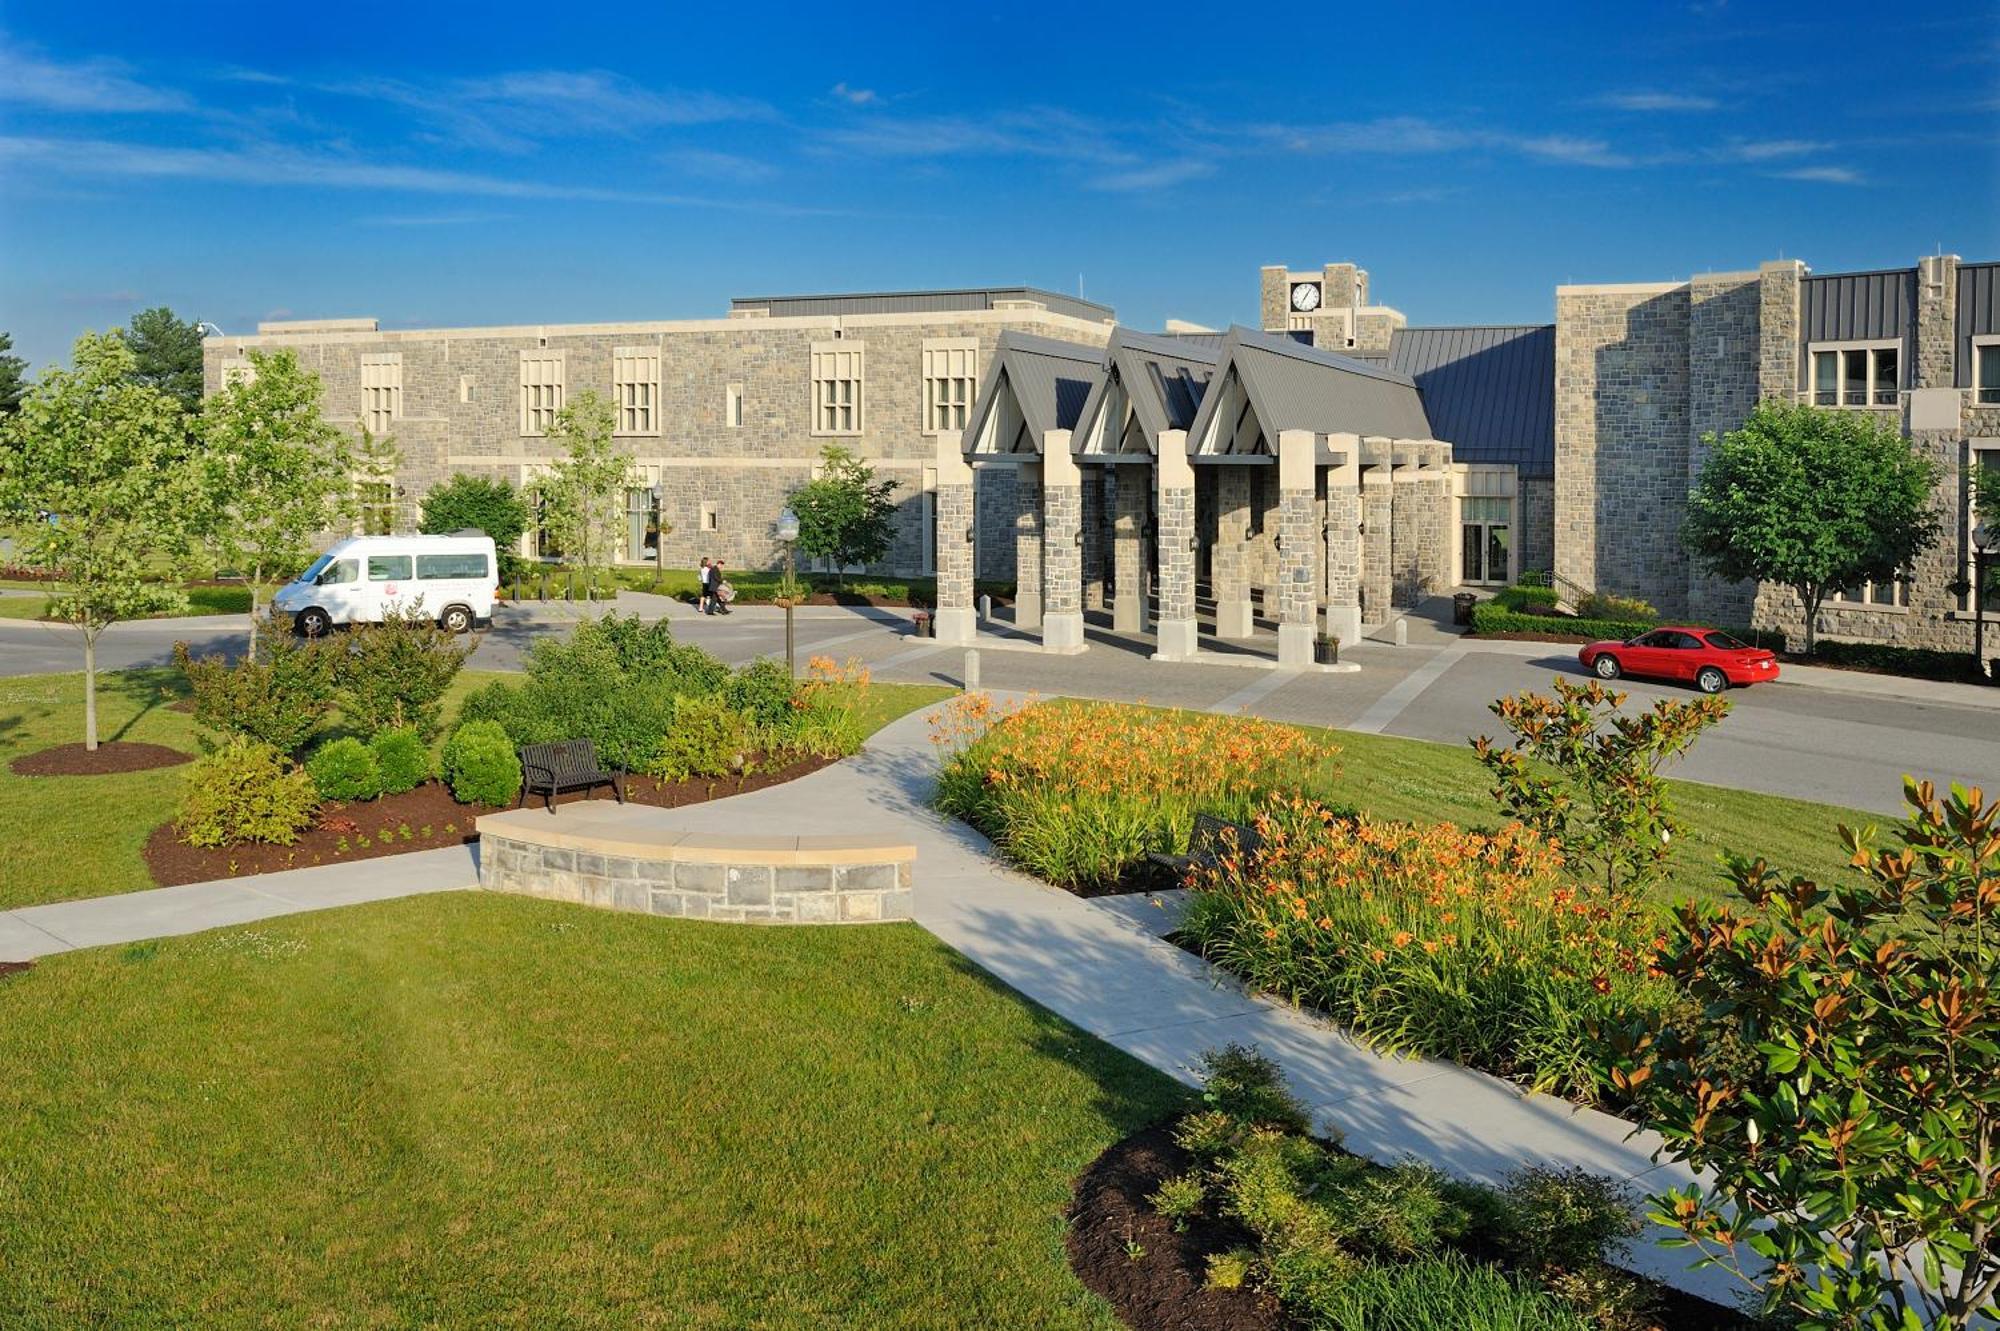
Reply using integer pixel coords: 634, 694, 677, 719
10, 742, 192, 777
0, 962, 34, 981
1466, 629, 1598, 645
141, 751, 839, 887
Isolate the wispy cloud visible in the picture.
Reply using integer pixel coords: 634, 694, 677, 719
1248, 116, 1632, 168
1771, 164, 1865, 184
1712, 137, 1825, 162
1590, 90, 1720, 112
0, 46, 190, 113
358, 211, 511, 227
817, 108, 1132, 164
659, 147, 776, 183
830, 82, 879, 106
1087, 159, 1214, 192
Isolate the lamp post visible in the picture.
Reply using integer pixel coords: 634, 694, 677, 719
1976, 523, 1998, 683
776, 507, 801, 678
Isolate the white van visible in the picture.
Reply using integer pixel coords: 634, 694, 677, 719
274, 534, 498, 636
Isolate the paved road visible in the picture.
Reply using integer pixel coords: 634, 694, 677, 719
3, 597, 1993, 815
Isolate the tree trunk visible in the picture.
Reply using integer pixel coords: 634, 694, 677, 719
246, 565, 264, 662
1798, 585, 1818, 655
82, 629, 98, 752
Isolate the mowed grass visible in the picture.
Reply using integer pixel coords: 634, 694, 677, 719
0, 665, 954, 910
0, 582, 252, 620
0, 892, 1184, 1329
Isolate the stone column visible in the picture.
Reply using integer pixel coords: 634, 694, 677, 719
1323, 442, 1362, 649
1113, 463, 1150, 633
1153, 430, 1198, 660
1276, 430, 1319, 668
1040, 431, 1084, 653
1014, 462, 1042, 631
1081, 467, 1107, 611
1213, 466, 1254, 638
1361, 464, 1392, 624
1390, 454, 1423, 608
934, 432, 976, 645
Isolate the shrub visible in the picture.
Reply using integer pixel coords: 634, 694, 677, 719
1472, 677, 1729, 899
723, 657, 797, 729
933, 700, 1339, 890
338, 613, 469, 740
777, 655, 874, 759
306, 737, 382, 801
649, 694, 751, 782
1179, 800, 1671, 1104
1147, 1174, 1204, 1227
440, 720, 521, 807
1308, 1253, 1592, 1331
419, 474, 530, 579
176, 738, 318, 848
369, 728, 430, 795
1321, 1161, 1471, 1261
1574, 590, 1657, 623
1195, 1044, 1309, 1134
174, 619, 340, 756
1202, 1248, 1253, 1291
1468, 601, 1656, 642
1490, 1166, 1639, 1273
1802, 637, 1983, 683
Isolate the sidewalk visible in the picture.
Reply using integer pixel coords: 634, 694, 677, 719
0, 702, 1738, 1306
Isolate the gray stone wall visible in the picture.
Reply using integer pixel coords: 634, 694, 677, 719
1081, 468, 1107, 609
1277, 488, 1317, 626
1213, 468, 1252, 606
1361, 476, 1392, 622
480, 834, 913, 924
1156, 486, 1196, 623
1518, 477, 1555, 577
1324, 477, 1361, 608
973, 464, 1019, 582
1042, 481, 1081, 616
936, 482, 974, 611
1686, 273, 1762, 625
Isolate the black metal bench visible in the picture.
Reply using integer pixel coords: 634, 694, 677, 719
1147, 813, 1263, 880
517, 739, 626, 814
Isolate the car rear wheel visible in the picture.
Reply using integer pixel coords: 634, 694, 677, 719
439, 604, 474, 634
295, 607, 332, 638
1695, 666, 1728, 694
1592, 653, 1622, 680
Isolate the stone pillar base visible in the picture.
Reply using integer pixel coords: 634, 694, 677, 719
1277, 624, 1315, 669
1215, 599, 1254, 639
1324, 604, 1362, 651
1112, 593, 1148, 634
1152, 618, 1199, 660
1013, 589, 1042, 630
934, 606, 976, 645
1041, 611, 1086, 654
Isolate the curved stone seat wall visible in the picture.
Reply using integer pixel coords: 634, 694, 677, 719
476, 806, 913, 924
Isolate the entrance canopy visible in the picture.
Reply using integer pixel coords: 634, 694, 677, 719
1071, 327, 1219, 461
1187, 326, 1434, 461
961, 331, 1104, 457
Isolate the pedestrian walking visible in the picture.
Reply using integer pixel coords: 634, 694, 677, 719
697, 556, 713, 615
714, 559, 734, 614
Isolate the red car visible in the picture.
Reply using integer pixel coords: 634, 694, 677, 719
1578, 627, 1780, 694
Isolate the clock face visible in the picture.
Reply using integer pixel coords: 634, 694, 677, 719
1290, 282, 1321, 312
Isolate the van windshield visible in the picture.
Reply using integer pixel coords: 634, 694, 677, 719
315, 559, 359, 587
297, 555, 333, 584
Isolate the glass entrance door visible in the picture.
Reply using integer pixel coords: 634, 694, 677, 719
1460, 497, 1511, 585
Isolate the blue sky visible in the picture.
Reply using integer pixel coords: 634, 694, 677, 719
2, 0, 1995, 368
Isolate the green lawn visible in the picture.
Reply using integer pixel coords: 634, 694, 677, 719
0, 668, 953, 910
0, 582, 252, 620
0, 892, 1183, 1329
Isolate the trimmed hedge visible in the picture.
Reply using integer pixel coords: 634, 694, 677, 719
1492, 584, 1559, 612
1804, 639, 1986, 684
1470, 602, 1652, 642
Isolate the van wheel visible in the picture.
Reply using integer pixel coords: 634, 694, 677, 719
295, 608, 332, 638
1695, 666, 1728, 694
1592, 653, 1622, 680
439, 604, 474, 634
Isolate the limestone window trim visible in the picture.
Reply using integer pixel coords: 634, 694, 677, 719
1964, 441, 2000, 614
1804, 339, 1902, 408
1973, 336, 2000, 406
360, 353, 402, 436
612, 347, 661, 437
725, 382, 744, 429
811, 342, 864, 437
921, 338, 978, 435
1825, 573, 1911, 612
519, 352, 566, 437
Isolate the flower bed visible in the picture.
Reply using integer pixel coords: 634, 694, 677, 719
933, 699, 1341, 894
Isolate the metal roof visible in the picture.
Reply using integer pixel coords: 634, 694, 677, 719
960, 330, 1106, 455
1388, 325, 1555, 477
729, 286, 1115, 323
1187, 326, 1433, 454
1071, 327, 1219, 454
1800, 269, 1915, 346
1956, 262, 1999, 389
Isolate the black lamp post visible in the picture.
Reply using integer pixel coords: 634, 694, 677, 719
1976, 523, 1998, 683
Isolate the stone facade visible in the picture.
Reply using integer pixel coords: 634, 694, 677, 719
1518, 477, 1555, 577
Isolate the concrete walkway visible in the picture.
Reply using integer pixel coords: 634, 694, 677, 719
0, 701, 1741, 1305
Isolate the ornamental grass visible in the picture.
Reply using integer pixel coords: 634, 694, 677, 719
932, 699, 1339, 892
1179, 798, 1674, 1105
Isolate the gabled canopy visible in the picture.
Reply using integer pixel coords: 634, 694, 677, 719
1071, 327, 1218, 459
961, 331, 1105, 456
1186, 326, 1434, 458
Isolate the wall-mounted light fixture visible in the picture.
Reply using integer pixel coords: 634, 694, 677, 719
1074, 528, 1085, 547
964, 525, 976, 544
1187, 536, 1199, 552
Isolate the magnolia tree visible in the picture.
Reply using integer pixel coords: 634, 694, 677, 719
527, 390, 633, 591
790, 444, 897, 585
201, 349, 353, 659
0, 333, 204, 749
1683, 401, 1939, 652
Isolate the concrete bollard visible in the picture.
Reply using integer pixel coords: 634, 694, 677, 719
964, 649, 981, 692
978, 593, 991, 623
1394, 618, 1408, 647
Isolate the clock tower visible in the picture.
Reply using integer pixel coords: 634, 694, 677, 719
1258, 262, 1404, 354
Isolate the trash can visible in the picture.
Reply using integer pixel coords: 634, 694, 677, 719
1452, 592, 1478, 626
911, 611, 934, 639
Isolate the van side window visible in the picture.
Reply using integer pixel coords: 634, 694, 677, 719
316, 559, 359, 586
416, 553, 490, 580
367, 555, 413, 582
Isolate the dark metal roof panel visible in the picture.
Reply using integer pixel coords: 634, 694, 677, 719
994, 331, 1106, 441
1957, 262, 2000, 388
1113, 328, 1218, 435
1225, 326, 1432, 441
1800, 269, 1915, 346
1388, 325, 1555, 476
729, 286, 1115, 323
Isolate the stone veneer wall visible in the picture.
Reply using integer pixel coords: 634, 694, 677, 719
1518, 477, 1556, 577
1685, 272, 1763, 626
481, 831, 913, 924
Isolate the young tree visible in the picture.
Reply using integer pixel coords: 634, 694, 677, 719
0, 333, 203, 749
353, 426, 401, 534
526, 390, 632, 588
1683, 401, 1939, 652
121, 307, 207, 414
200, 348, 353, 659
420, 474, 530, 578
0, 332, 26, 416
789, 444, 897, 585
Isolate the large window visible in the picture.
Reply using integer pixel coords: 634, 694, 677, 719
811, 343, 863, 435
1977, 341, 2000, 406
922, 338, 978, 433
625, 486, 660, 562
1829, 574, 1909, 609
1809, 344, 1899, 407
613, 348, 659, 435
1970, 445, 2000, 614
520, 353, 565, 435
360, 354, 401, 434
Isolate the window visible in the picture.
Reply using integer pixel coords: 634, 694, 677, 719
315, 559, 358, 586
532, 493, 561, 560
356, 482, 395, 535
1809, 344, 1899, 407
922, 339, 978, 433
366, 554, 412, 582
626, 487, 659, 562
613, 348, 659, 435
1977, 342, 2000, 406
811, 343, 863, 435
416, 553, 490, 580
1460, 495, 1511, 585
520, 353, 565, 435
1968, 446, 2000, 614
1829, 574, 1909, 609
459, 376, 475, 404
700, 503, 718, 533
360, 354, 401, 434
726, 383, 744, 428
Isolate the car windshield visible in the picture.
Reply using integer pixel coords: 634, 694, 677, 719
1704, 631, 1750, 651
296, 554, 333, 584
